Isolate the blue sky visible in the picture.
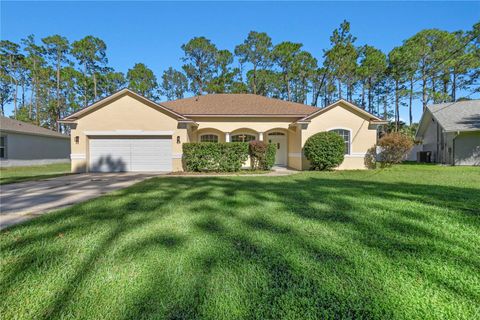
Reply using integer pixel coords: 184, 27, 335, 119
1, 1, 479, 122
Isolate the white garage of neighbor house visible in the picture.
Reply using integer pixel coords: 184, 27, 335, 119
0, 116, 70, 167
415, 100, 480, 165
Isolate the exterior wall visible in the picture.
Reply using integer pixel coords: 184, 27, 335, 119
67, 96, 380, 172
420, 114, 459, 165
190, 116, 301, 169
191, 117, 297, 133
420, 113, 440, 162
454, 131, 480, 165
405, 144, 423, 162
0, 131, 69, 161
69, 94, 188, 172
287, 126, 303, 170
300, 104, 378, 170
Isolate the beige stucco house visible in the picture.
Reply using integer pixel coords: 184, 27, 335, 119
415, 100, 480, 165
60, 89, 386, 172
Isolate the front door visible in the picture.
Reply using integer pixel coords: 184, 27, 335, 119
268, 132, 287, 166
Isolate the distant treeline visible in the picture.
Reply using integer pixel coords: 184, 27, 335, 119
1, 20, 479, 132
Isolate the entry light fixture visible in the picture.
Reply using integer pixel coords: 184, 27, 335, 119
177, 136, 181, 144
75, 136, 80, 144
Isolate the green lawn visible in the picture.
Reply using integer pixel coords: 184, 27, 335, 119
0, 162, 71, 185
1, 164, 479, 319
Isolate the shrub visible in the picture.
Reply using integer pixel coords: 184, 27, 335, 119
249, 140, 276, 170
364, 146, 377, 169
377, 132, 413, 167
183, 142, 249, 172
304, 132, 345, 170
265, 143, 276, 170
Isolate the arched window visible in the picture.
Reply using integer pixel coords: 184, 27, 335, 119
330, 129, 350, 154
200, 134, 219, 143
231, 134, 256, 142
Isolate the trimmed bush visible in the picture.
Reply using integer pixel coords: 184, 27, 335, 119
265, 143, 276, 170
364, 146, 377, 169
304, 132, 345, 170
377, 132, 413, 167
183, 142, 249, 172
249, 140, 277, 170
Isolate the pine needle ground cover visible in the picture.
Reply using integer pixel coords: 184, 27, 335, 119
1, 164, 479, 319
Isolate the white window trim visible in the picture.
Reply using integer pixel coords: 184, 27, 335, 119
327, 127, 352, 155
231, 133, 257, 142
199, 133, 219, 143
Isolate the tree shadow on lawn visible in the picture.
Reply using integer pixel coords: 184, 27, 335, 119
1, 174, 479, 319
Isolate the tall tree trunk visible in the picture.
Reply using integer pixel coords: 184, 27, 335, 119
83, 63, 88, 107
312, 88, 320, 107
13, 80, 18, 119
29, 78, 34, 119
324, 85, 328, 107
285, 74, 291, 101
384, 83, 390, 121
337, 79, 342, 99
368, 79, 372, 113
253, 66, 257, 95
451, 71, 457, 101
395, 79, 399, 132
21, 78, 25, 108
35, 77, 39, 125
409, 78, 413, 126
93, 72, 97, 100
56, 56, 61, 131
431, 76, 437, 103
442, 76, 448, 103
361, 83, 365, 109
422, 66, 427, 110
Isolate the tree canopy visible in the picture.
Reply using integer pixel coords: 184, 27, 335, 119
1, 21, 479, 133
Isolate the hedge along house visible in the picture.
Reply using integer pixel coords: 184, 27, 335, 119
59, 89, 386, 172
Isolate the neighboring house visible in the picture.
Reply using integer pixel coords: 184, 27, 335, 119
0, 116, 70, 167
59, 89, 386, 173
415, 100, 480, 165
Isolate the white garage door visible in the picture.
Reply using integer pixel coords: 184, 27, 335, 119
89, 137, 172, 172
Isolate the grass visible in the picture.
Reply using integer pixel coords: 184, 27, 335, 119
0, 162, 71, 185
1, 164, 479, 319
167, 169, 271, 176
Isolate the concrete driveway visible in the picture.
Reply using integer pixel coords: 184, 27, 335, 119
0, 173, 161, 230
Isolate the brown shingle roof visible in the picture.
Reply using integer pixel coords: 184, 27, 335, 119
0, 116, 69, 138
161, 94, 319, 116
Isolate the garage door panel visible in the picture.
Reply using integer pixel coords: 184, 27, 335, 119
89, 140, 130, 172
89, 138, 172, 172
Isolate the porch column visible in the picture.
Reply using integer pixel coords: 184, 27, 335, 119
225, 132, 231, 142
259, 132, 264, 141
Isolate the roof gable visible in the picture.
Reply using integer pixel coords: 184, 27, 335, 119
161, 94, 319, 116
298, 99, 384, 123
60, 89, 187, 122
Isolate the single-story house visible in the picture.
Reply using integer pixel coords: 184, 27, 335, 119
415, 100, 480, 166
0, 116, 70, 167
59, 89, 386, 173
